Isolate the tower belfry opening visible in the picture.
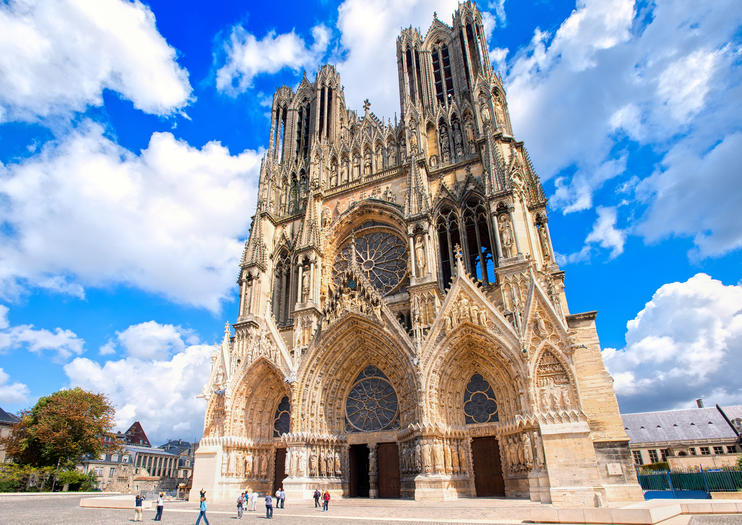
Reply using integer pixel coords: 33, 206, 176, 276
191, 1, 643, 506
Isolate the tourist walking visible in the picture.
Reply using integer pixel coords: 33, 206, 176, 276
195, 495, 210, 525
133, 493, 144, 521
265, 493, 274, 519
236, 492, 245, 518
153, 492, 164, 521
322, 490, 330, 511
249, 490, 258, 511
278, 487, 285, 508
313, 488, 321, 508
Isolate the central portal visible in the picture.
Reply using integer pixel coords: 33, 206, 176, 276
348, 444, 369, 497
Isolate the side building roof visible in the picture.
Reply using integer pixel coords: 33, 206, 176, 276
622, 405, 742, 445
0, 407, 20, 425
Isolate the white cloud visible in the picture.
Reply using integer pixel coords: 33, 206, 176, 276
585, 206, 625, 258
637, 131, 742, 259
503, 0, 742, 261
216, 24, 330, 95
603, 273, 742, 412
64, 343, 211, 444
0, 306, 85, 361
0, 122, 262, 311
0, 367, 30, 406
115, 321, 194, 360
0, 0, 192, 121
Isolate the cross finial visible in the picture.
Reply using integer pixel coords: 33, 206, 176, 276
433, 11, 438, 19
363, 99, 371, 112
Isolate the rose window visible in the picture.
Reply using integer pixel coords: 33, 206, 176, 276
333, 229, 408, 296
345, 365, 399, 432
463, 374, 499, 424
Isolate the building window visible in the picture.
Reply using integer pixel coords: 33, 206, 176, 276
727, 445, 738, 453
700, 447, 711, 455
648, 449, 659, 463
713, 446, 724, 455
463, 373, 498, 424
111, 454, 118, 462
109, 467, 115, 477
660, 449, 671, 461
689, 447, 697, 455
344, 365, 399, 433
95, 467, 103, 476
632, 450, 643, 465
122, 455, 129, 463
273, 396, 290, 437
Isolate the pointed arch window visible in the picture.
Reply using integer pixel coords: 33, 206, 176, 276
273, 396, 290, 437
436, 205, 460, 288
464, 374, 498, 424
272, 251, 292, 325
345, 366, 399, 433
463, 196, 496, 284
432, 44, 454, 106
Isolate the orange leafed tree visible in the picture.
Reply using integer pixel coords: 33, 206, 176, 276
2, 387, 116, 467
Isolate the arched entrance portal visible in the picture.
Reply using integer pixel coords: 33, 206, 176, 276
345, 365, 402, 498
423, 328, 522, 498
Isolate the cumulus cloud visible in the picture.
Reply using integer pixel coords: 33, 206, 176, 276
603, 274, 742, 412
0, 367, 30, 406
0, 0, 192, 121
0, 122, 261, 311
216, 24, 331, 95
503, 0, 742, 257
0, 305, 85, 361
113, 321, 197, 360
65, 343, 211, 444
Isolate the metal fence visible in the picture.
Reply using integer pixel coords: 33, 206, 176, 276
638, 468, 742, 498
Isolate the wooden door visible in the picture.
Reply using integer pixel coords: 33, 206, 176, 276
273, 448, 287, 494
376, 442, 401, 498
471, 437, 505, 497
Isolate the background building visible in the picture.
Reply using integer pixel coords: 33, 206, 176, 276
623, 404, 742, 470
0, 407, 20, 463
79, 422, 195, 494
191, 2, 641, 506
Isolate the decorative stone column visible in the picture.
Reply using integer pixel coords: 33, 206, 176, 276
369, 445, 378, 498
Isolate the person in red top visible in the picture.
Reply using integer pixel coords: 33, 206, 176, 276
322, 490, 330, 511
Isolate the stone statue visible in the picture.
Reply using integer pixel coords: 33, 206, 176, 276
415, 235, 426, 276
301, 268, 310, 301
539, 225, 551, 260
322, 207, 331, 228
523, 432, 533, 468
309, 450, 318, 476
499, 215, 514, 258
440, 127, 451, 163
334, 451, 341, 476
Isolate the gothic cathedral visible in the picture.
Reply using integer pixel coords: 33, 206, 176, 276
192, 3, 642, 506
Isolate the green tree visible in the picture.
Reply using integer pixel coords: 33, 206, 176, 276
2, 387, 116, 467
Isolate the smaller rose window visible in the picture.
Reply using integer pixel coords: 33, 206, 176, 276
333, 229, 408, 296
464, 374, 498, 424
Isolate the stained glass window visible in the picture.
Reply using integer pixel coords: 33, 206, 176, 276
333, 229, 408, 296
463, 374, 498, 424
273, 396, 290, 437
345, 366, 400, 432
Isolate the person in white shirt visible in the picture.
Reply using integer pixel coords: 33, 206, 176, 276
154, 492, 164, 521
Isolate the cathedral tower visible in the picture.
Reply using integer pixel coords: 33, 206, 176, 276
192, 2, 642, 506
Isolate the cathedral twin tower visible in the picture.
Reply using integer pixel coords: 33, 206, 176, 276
192, 3, 642, 505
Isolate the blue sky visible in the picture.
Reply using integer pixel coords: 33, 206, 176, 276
0, 0, 740, 445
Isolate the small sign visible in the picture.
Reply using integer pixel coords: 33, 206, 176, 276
606, 463, 623, 476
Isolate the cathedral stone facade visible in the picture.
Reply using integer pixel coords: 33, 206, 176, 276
191, 3, 642, 506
